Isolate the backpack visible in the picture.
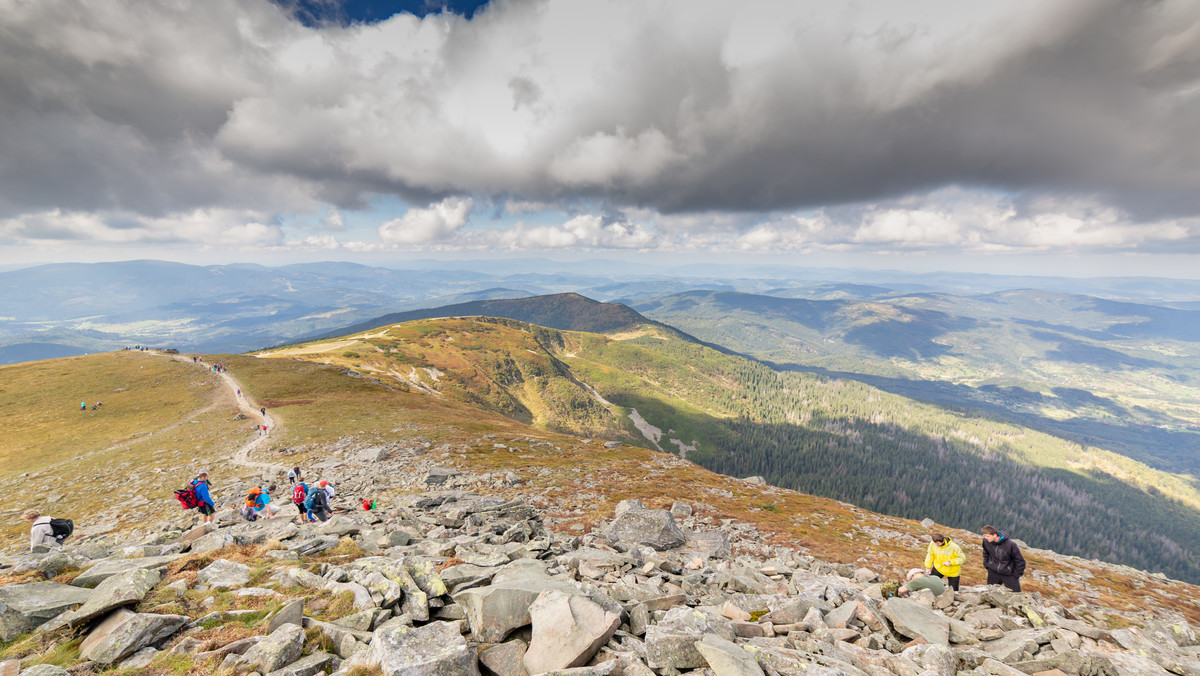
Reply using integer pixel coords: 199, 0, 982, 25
304, 489, 327, 512
292, 483, 307, 504
174, 483, 201, 510
49, 518, 73, 543
245, 487, 264, 509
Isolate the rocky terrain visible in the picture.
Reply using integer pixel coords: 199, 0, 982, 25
1, 437, 1197, 676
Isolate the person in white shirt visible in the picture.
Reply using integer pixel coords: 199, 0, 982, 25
319, 479, 336, 499
24, 510, 57, 551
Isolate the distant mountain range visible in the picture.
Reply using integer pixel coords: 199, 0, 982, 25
636, 289, 1200, 475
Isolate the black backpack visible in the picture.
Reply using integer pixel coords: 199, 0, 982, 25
49, 518, 73, 543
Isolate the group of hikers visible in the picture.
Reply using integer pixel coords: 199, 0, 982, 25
175, 466, 342, 524
894, 527, 1026, 598
79, 401, 102, 411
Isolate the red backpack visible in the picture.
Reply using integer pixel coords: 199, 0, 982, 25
292, 483, 308, 504
174, 482, 201, 510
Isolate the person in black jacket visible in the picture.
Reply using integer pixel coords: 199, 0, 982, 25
981, 525, 1026, 592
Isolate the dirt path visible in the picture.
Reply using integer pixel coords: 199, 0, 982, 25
170, 354, 278, 470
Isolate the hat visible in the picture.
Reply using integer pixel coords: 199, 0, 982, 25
319, 480, 328, 487
906, 568, 925, 581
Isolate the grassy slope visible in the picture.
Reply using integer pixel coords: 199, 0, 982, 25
3, 346, 1199, 625
0, 352, 250, 547
260, 317, 1200, 582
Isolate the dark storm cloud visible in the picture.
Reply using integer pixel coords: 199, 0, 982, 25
1, 0, 1197, 251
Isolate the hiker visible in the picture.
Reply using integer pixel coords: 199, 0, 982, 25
260, 407, 266, 417
361, 498, 377, 511
24, 510, 71, 551
290, 478, 310, 520
80, 401, 86, 411
287, 466, 300, 484
924, 532, 966, 591
193, 471, 216, 524
982, 525, 1026, 592
304, 485, 331, 522
252, 484, 280, 519
319, 479, 336, 499
897, 568, 945, 598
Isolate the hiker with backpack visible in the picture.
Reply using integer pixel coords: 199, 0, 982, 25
193, 471, 215, 524
287, 466, 301, 485
174, 471, 216, 524
24, 510, 72, 551
304, 485, 331, 522
248, 484, 279, 519
290, 478, 310, 521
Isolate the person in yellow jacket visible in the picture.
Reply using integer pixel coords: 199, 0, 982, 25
924, 532, 966, 591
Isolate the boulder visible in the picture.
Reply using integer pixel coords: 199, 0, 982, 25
880, 597, 949, 646
14, 666, 70, 676
338, 620, 479, 675
606, 506, 686, 551
79, 609, 188, 666
47, 568, 160, 629
266, 651, 336, 676
480, 640, 528, 676
71, 555, 180, 588
269, 598, 305, 633
0, 581, 92, 641
236, 623, 306, 674
695, 634, 766, 676
524, 591, 621, 674
453, 561, 573, 642
197, 558, 251, 589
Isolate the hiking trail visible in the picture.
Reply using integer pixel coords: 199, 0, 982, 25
171, 354, 278, 470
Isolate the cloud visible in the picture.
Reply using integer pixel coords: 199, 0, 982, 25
0, 208, 284, 246
1, 0, 1198, 255
378, 196, 473, 244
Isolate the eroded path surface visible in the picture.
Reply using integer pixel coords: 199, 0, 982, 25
172, 354, 278, 470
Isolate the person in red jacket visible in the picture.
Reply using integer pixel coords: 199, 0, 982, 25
981, 525, 1026, 592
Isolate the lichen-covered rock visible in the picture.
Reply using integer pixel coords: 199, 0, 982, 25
197, 558, 251, 590
0, 581, 91, 641
606, 505, 685, 551
880, 597, 950, 646
337, 619, 479, 676
695, 634, 766, 676
79, 609, 188, 665
48, 568, 160, 630
236, 622, 306, 674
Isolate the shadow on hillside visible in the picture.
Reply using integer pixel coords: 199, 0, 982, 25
763, 361, 1200, 478
608, 395, 1200, 584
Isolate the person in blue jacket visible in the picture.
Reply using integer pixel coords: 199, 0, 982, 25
193, 471, 216, 525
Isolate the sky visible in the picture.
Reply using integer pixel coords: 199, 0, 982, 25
1, 0, 1199, 276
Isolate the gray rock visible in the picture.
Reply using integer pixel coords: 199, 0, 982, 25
266, 651, 336, 676
47, 568, 160, 630
606, 506, 686, 551
236, 623, 306, 674
981, 629, 1053, 663
535, 661, 618, 676
14, 666, 70, 676
880, 597, 949, 646
338, 620, 479, 675
695, 634, 766, 676
118, 647, 160, 670
453, 561, 573, 642
187, 529, 235, 554
524, 590, 621, 674
480, 640, 528, 676
197, 558, 251, 589
669, 501, 693, 518
0, 581, 92, 641
79, 609, 188, 666
270, 598, 305, 633
71, 555, 180, 588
